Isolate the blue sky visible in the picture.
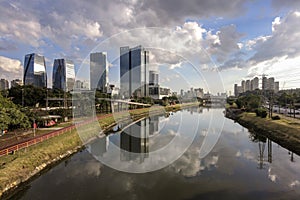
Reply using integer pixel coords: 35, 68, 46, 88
1, 0, 300, 94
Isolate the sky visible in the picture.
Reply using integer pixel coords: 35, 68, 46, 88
1, 0, 300, 94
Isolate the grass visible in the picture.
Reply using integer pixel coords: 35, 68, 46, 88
0, 129, 81, 196
238, 112, 300, 154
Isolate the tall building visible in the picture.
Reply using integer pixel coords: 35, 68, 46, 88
149, 70, 159, 99
90, 52, 108, 92
275, 81, 280, 93
52, 59, 75, 92
268, 77, 275, 90
75, 80, 83, 89
251, 77, 259, 90
24, 53, 47, 88
149, 70, 159, 86
262, 76, 268, 91
11, 79, 23, 88
120, 45, 149, 98
245, 80, 251, 91
0, 79, 9, 90
241, 80, 246, 93
234, 84, 243, 97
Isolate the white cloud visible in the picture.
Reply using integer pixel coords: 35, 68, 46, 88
0, 56, 22, 81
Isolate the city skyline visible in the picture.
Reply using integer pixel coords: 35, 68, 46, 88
1, 1, 300, 94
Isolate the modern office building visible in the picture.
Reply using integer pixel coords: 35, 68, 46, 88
52, 59, 75, 92
120, 45, 149, 98
149, 70, 159, 99
24, 53, 47, 88
0, 79, 9, 90
11, 79, 23, 88
90, 52, 108, 92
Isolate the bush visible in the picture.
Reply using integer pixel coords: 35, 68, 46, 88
272, 115, 280, 120
255, 108, 268, 118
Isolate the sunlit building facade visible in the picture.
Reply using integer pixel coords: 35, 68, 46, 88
120, 45, 149, 98
52, 59, 75, 92
24, 53, 47, 88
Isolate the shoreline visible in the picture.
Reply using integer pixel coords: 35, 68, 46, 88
225, 108, 300, 156
0, 103, 199, 199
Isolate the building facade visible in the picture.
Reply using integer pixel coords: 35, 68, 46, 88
251, 77, 259, 90
90, 52, 108, 92
24, 53, 47, 88
120, 45, 149, 98
52, 59, 75, 92
0, 79, 9, 90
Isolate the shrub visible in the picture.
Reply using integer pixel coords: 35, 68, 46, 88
271, 115, 280, 120
255, 108, 268, 118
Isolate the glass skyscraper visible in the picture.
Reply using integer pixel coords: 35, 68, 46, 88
120, 45, 149, 98
90, 52, 108, 92
52, 59, 75, 92
24, 53, 47, 88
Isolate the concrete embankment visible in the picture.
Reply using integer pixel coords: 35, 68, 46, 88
225, 108, 300, 155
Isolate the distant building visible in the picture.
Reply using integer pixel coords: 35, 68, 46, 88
24, 53, 47, 88
52, 59, 75, 92
268, 77, 275, 90
90, 52, 109, 92
0, 79, 9, 90
82, 80, 90, 89
251, 77, 259, 90
262, 76, 268, 91
120, 45, 149, 98
241, 80, 246, 93
149, 70, 159, 99
275, 81, 280, 93
194, 88, 204, 98
159, 87, 171, 99
234, 84, 243, 97
75, 80, 83, 89
11, 79, 23, 88
245, 80, 251, 91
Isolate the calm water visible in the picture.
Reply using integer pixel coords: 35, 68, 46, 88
12, 108, 300, 200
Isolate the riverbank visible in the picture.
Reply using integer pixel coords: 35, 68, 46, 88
226, 108, 300, 155
0, 102, 199, 199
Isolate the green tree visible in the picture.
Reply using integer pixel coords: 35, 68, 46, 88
0, 93, 31, 131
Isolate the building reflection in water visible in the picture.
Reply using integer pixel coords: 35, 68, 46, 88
88, 136, 109, 157
120, 116, 160, 163
120, 118, 150, 163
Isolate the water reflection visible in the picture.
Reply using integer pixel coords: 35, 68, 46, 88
120, 119, 150, 163
12, 108, 300, 200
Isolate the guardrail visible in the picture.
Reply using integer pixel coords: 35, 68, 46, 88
0, 113, 113, 157
0, 107, 173, 157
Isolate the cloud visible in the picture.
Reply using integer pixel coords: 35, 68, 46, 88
249, 11, 300, 64
0, 56, 22, 80
272, 0, 300, 11
207, 24, 244, 63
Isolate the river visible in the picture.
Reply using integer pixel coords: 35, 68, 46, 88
11, 107, 300, 200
